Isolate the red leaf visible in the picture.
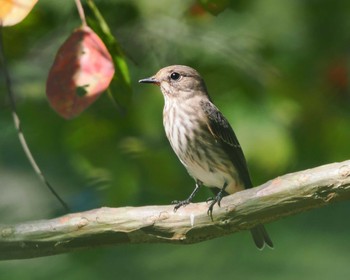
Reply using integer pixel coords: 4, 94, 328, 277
46, 26, 115, 119
326, 57, 348, 90
198, 0, 230, 16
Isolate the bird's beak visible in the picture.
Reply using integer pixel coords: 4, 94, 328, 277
138, 76, 160, 86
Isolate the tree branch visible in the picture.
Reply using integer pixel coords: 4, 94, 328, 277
1, 160, 350, 260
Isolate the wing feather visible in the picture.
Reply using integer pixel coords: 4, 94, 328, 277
200, 100, 253, 188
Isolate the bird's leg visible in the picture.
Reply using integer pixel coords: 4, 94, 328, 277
172, 180, 202, 212
207, 182, 228, 219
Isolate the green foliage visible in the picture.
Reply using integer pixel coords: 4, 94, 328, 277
85, 0, 132, 111
1, 0, 350, 279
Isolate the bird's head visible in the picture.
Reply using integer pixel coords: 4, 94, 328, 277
139, 65, 208, 100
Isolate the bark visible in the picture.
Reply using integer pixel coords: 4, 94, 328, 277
1, 160, 350, 260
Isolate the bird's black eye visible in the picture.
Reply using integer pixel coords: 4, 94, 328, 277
170, 72, 181, 81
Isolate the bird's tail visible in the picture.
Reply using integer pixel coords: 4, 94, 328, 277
210, 188, 273, 249
250, 224, 274, 250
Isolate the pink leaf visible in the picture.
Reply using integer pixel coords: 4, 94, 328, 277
46, 26, 115, 119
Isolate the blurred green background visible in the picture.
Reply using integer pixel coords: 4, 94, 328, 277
1, 0, 350, 279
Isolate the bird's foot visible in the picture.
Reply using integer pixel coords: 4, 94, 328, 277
172, 181, 202, 212
206, 191, 224, 219
172, 199, 191, 212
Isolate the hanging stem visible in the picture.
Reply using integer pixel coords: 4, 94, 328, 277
75, 0, 87, 26
0, 24, 70, 213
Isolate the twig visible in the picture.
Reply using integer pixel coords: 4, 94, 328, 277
0, 25, 70, 212
75, 0, 87, 26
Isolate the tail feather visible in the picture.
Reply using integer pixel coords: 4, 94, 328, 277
210, 188, 273, 249
250, 224, 273, 250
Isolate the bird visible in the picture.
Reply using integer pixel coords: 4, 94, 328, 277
139, 65, 273, 249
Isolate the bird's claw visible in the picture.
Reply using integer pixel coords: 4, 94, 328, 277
206, 192, 224, 220
207, 203, 214, 220
172, 199, 190, 212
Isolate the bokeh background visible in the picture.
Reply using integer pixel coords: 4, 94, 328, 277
1, 0, 350, 279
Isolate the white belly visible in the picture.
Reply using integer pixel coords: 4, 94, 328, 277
185, 160, 228, 188
181, 152, 244, 194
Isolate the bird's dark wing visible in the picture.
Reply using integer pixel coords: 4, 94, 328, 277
200, 100, 253, 188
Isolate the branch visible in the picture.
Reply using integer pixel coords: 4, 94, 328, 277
1, 160, 350, 260
0, 26, 69, 212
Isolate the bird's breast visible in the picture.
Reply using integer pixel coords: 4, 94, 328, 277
163, 102, 199, 157
163, 101, 241, 191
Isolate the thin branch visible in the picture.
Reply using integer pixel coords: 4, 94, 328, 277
75, 0, 87, 26
1, 160, 350, 261
0, 26, 70, 212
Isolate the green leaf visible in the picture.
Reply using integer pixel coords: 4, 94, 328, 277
84, 0, 132, 112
